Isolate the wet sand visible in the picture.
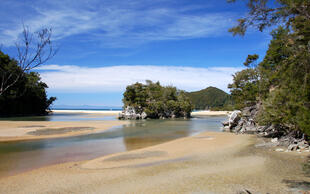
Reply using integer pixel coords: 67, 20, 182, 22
0, 131, 309, 193
0, 120, 128, 142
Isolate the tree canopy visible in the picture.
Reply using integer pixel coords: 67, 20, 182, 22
228, 0, 310, 136
0, 51, 55, 116
122, 81, 193, 119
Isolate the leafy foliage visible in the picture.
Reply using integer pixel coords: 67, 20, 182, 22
123, 81, 193, 118
0, 51, 56, 116
228, 0, 310, 136
186, 87, 233, 110
227, 0, 310, 36
228, 62, 260, 110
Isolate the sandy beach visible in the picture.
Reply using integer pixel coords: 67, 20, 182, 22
52, 109, 231, 116
0, 112, 309, 193
191, 110, 231, 116
0, 131, 309, 193
0, 120, 128, 142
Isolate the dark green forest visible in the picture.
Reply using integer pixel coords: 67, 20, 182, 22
228, 0, 310, 136
186, 87, 233, 110
123, 81, 193, 119
0, 51, 55, 116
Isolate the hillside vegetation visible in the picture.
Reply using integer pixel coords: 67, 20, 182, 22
186, 87, 233, 110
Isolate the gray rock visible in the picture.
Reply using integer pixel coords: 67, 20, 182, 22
257, 125, 267, 132
271, 138, 278, 143
234, 124, 243, 132
288, 144, 298, 151
298, 140, 309, 150
222, 121, 229, 126
141, 112, 147, 119
222, 126, 230, 132
118, 106, 146, 120
229, 110, 241, 129
275, 148, 284, 152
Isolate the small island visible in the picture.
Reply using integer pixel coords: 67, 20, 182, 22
118, 80, 193, 119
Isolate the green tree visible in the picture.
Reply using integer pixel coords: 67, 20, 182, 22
0, 26, 56, 96
228, 0, 310, 136
122, 81, 193, 119
228, 57, 260, 109
0, 51, 56, 116
228, 0, 310, 36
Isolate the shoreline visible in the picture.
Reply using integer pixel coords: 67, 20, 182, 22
0, 120, 128, 142
0, 110, 230, 143
51, 109, 231, 116
0, 131, 309, 193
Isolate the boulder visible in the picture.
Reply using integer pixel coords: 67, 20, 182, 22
271, 138, 278, 143
222, 126, 230, 132
222, 121, 229, 126
288, 144, 298, 151
141, 112, 147, 119
298, 140, 309, 150
229, 110, 241, 129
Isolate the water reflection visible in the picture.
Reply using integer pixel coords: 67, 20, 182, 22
0, 116, 227, 178
121, 120, 191, 150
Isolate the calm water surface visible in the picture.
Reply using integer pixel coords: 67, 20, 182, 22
0, 113, 227, 178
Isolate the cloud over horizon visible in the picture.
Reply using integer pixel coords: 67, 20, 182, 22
38, 64, 242, 93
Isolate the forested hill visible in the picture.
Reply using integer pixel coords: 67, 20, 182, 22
186, 87, 232, 110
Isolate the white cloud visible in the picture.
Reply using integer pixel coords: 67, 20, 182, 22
37, 64, 242, 93
0, 0, 235, 47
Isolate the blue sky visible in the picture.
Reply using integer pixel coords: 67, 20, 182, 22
0, 0, 271, 107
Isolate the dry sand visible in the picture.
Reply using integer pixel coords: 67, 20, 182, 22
191, 110, 231, 116
0, 120, 128, 142
0, 131, 309, 193
52, 109, 231, 116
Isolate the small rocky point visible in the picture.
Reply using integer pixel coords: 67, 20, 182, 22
118, 106, 147, 120
222, 105, 309, 153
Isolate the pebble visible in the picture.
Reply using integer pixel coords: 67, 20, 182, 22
275, 148, 284, 152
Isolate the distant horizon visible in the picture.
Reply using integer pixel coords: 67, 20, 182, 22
51, 85, 230, 107
0, 0, 270, 106
51, 105, 123, 110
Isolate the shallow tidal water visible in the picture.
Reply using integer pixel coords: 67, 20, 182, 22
0, 114, 226, 178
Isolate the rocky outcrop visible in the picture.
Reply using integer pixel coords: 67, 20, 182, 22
118, 106, 147, 120
118, 106, 190, 120
222, 104, 309, 153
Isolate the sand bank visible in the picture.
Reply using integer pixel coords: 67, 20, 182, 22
0, 120, 128, 142
191, 110, 231, 116
52, 109, 231, 116
0, 131, 308, 193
